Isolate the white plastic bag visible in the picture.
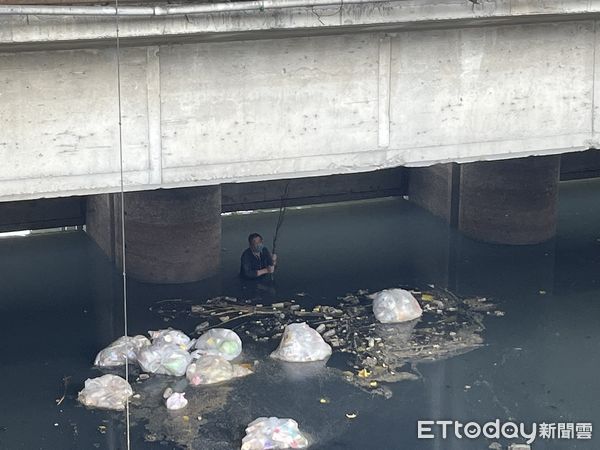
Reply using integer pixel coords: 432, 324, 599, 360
241, 417, 309, 450
78, 374, 133, 411
371, 288, 422, 323
94, 335, 151, 367
165, 392, 188, 410
137, 343, 192, 376
149, 329, 192, 349
194, 328, 242, 361
270, 322, 332, 362
186, 355, 252, 386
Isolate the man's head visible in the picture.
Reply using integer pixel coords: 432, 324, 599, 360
248, 233, 264, 254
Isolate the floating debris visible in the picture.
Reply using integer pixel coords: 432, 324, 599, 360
153, 287, 492, 398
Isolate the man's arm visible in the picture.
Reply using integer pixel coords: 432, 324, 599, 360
265, 248, 276, 273
241, 252, 269, 278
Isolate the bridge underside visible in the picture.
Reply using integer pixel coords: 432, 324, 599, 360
2, 11, 600, 202
2, 1, 600, 281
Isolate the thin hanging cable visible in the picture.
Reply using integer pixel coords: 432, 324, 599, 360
114, 0, 131, 448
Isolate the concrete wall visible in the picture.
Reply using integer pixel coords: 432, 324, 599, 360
1, 20, 599, 202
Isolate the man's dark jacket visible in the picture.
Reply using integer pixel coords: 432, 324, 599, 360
239, 247, 274, 279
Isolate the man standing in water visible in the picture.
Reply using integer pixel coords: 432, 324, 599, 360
240, 233, 277, 279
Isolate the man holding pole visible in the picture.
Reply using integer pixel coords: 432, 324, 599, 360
239, 233, 277, 279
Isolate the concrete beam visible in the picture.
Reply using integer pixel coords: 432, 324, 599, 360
560, 148, 600, 180
0, 196, 85, 232
1, 20, 599, 202
222, 167, 406, 212
1, 0, 600, 50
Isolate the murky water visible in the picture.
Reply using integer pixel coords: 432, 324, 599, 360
0, 178, 599, 449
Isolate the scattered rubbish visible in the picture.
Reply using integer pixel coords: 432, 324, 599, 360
241, 417, 309, 450
165, 392, 188, 410
186, 355, 252, 386
508, 445, 531, 450
163, 387, 173, 399
488, 443, 502, 450
345, 412, 357, 419
138, 374, 150, 381
98, 425, 107, 434
148, 329, 192, 349
357, 368, 371, 378
94, 335, 150, 367
371, 289, 423, 323
319, 398, 330, 404
55, 375, 71, 406
137, 343, 192, 376
173, 287, 491, 398
271, 323, 332, 362
539, 290, 547, 295
78, 374, 133, 411
194, 328, 242, 361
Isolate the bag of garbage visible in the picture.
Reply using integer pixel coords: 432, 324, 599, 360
149, 328, 192, 349
137, 343, 192, 376
371, 288, 422, 323
270, 322, 332, 362
94, 335, 151, 367
78, 374, 133, 411
165, 392, 188, 410
194, 328, 242, 361
186, 355, 252, 386
241, 417, 309, 450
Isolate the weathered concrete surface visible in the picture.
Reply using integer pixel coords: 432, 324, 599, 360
407, 163, 458, 224
1, 0, 600, 49
458, 156, 561, 245
1, 17, 599, 202
86, 186, 221, 283
408, 155, 561, 244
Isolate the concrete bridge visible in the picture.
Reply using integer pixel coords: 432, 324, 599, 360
2, 0, 600, 282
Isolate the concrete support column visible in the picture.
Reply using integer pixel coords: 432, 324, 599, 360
86, 186, 221, 284
407, 163, 460, 225
408, 156, 560, 245
458, 156, 560, 245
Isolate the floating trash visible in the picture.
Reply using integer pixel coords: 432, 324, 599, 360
137, 343, 192, 377
186, 355, 252, 386
94, 335, 150, 367
148, 328, 192, 349
78, 374, 133, 411
270, 322, 332, 363
194, 328, 242, 361
371, 289, 423, 324
165, 392, 188, 410
241, 417, 309, 450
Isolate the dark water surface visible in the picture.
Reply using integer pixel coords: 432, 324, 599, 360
0, 179, 599, 450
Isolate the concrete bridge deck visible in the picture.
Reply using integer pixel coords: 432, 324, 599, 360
1, 0, 600, 203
